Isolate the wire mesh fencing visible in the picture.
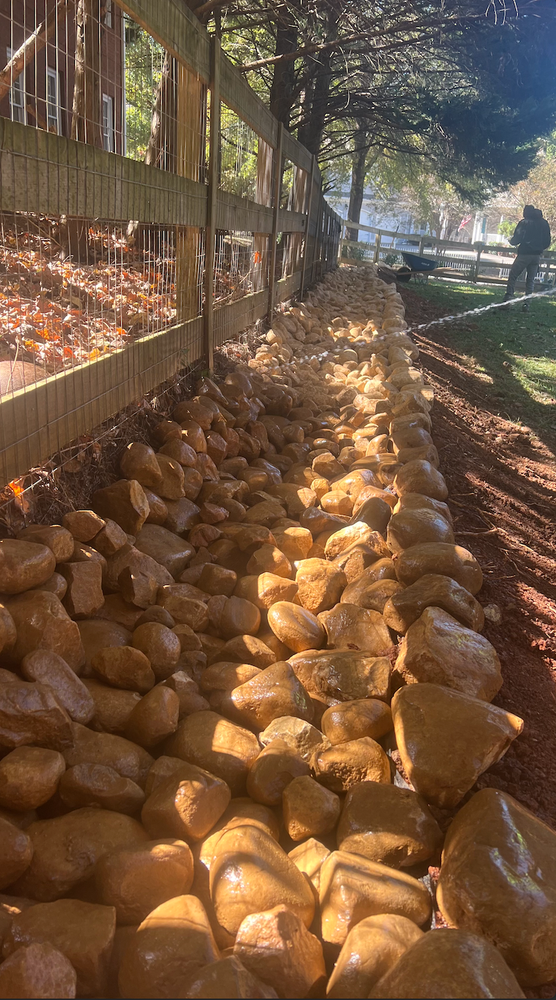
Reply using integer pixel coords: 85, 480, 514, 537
0, 0, 342, 510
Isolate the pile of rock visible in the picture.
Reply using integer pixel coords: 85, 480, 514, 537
0, 264, 554, 999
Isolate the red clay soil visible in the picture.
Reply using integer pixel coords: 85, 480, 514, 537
400, 287, 556, 998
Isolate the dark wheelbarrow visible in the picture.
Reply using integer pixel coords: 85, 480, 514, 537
397, 251, 439, 282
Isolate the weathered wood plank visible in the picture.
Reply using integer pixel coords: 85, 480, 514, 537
217, 190, 274, 234
213, 288, 269, 348
0, 118, 208, 225
0, 317, 203, 487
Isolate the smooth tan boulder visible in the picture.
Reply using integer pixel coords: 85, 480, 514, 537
132, 623, 181, 681
196, 798, 280, 877
340, 562, 397, 608
337, 780, 442, 868
283, 775, 340, 841
393, 491, 452, 523
438, 788, 556, 987
314, 737, 391, 792
0, 539, 56, 595
342, 578, 403, 615
0, 941, 77, 999
104, 545, 173, 593
96, 839, 194, 925
197, 563, 237, 596
383, 573, 484, 633
295, 558, 347, 614
120, 443, 163, 490
225, 662, 313, 731
153, 453, 186, 499
21, 650, 95, 725
78, 619, 131, 673
288, 838, 330, 894
210, 824, 315, 944
327, 914, 424, 999
0, 679, 73, 751
17, 525, 74, 563
124, 687, 179, 748
368, 928, 525, 999
142, 762, 231, 841
392, 683, 523, 808
91, 645, 156, 693
324, 523, 389, 561
63, 723, 153, 787
246, 544, 292, 579
63, 509, 106, 542
157, 589, 208, 631
393, 459, 448, 500
4, 898, 116, 997
245, 573, 297, 610
58, 762, 145, 814
246, 740, 310, 806
93, 479, 149, 535
180, 955, 277, 999
319, 851, 431, 946
0, 746, 65, 811
234, 905, 326, 999
200, 662, 262, 694
0, 817, 33, 888
11, 808, 148, 901
164, 712, 260, 795
318, 603, 392, 655
259, 717, 329, 762
386, 508, 454, 553
321, 699, 392, 745
394, 542, 483, 594
217, 636, 277, 669
84, 680, 141, 734
164, 497, 202, 533
394, 607, 502, 701
5, 592, 85, 672
289, 650, 390, 704
94, 518, 128, 557
0, 605, 16, 658
135, 525, 194, 578
59, 561, 105, 617
267, 602, 325, 653
118, 566, 159, 608
118, 894, 220, 1000
272, 526, 313, 562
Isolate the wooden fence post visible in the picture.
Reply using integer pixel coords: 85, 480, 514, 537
203, 37, 221, 373
254, 137, 273, 292
299, 154, 316, 300
374, 231, 381, 264
176, 64, 205, 325
268, 122, 283, 322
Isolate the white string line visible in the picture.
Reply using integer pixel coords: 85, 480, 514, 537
412, 284, 556, 333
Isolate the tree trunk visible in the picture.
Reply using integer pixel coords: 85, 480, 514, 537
144, 53, 177, 171
0, 0, 74, 103
347, 128, 369, 243
71, 0, 102, 146
296, 49, 332, 156
269, 3, 298, 128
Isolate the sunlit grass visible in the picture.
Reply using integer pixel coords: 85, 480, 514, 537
408, 278, 556, 434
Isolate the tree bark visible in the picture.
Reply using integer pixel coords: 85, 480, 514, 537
71, 0, 103, 147
296, 5, 339, 157
144, 53, 176, 171
0, 0, 74, 104
269, 3, 298, 128
347, 127, 369, 242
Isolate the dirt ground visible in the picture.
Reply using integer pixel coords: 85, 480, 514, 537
400, 286, 556, 1000
401, 286, 556, 820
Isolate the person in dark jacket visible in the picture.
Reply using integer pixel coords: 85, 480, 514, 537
503, 205, 551, 310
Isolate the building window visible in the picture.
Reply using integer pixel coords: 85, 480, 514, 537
103, 0, 113, 28
47, 68, 61, 133
6, 48, 26, 124
102, 94, 115, 151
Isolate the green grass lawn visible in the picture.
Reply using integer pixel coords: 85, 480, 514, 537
407, 279, 556, 438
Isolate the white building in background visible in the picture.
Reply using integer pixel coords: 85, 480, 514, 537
327, 187, 510, 247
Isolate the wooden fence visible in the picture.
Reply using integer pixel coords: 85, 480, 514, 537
340, 220, 556, 286
0, 0, 341, 489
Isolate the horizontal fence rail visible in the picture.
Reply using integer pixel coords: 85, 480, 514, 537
340, 220, 556, 286
0, 0, 341, 490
